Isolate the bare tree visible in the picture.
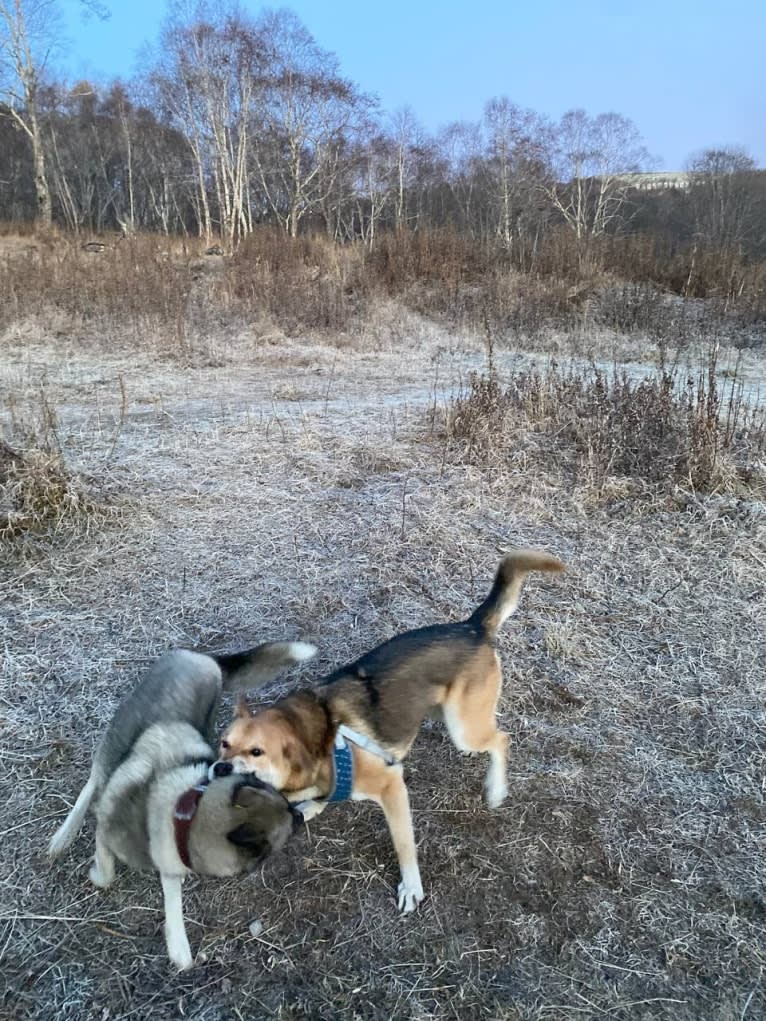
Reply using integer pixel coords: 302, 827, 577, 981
482, 98, 547, 255
0, 90, 35, 217
387, 106, 424, 230
188, 14, 258, 244
150, 2, 259, 244
352, 131, 395, 245
542, 109, 651, 245
437, 119, 483, 234
148, 5, 369, 242
0, 0, 58, 224
104, 82, 136, 233
45, 79, 95, 230
0, 0, 107, 226
687, 146, 759, 250
252, 9, 369, 238
151, 55, 212, 238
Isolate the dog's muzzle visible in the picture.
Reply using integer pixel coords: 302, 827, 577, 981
211, 760, 233, 778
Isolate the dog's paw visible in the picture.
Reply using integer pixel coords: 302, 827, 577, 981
295, 799, 326, 823
167, 935, 194, 972
47, 829, 69, 859
485, 774, 508, 810
170, 951, 194, 972
88, 862, 114, 889
397, 875, 424, 914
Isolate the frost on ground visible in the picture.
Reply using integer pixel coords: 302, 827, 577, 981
1, 326, 764, 1021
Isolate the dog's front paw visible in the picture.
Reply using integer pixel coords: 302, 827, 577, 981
397, 873, 424, 914
166, 933, 194, 972
170, 951, 194, 972
295, 799, 326, 823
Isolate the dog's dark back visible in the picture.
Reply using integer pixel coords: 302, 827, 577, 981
319, 623, 485, 747
315, 550, 565, 749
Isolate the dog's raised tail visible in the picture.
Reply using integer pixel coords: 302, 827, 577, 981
469, 549, 565, 640
215, 640, 316, 692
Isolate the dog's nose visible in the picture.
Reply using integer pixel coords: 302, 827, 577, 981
212, 760, 233, 778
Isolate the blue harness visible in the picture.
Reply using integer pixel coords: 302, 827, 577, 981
326, 725, 397, 803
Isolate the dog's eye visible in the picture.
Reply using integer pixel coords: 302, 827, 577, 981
250, 748, 263, 757
221, 740, 230, 750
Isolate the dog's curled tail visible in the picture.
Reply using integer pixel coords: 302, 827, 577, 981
469, 549, 565, 640
48, 771, 99, 858
215, 640, 317, 692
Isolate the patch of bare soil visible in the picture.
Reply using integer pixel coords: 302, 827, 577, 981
1, 334, 764, 1020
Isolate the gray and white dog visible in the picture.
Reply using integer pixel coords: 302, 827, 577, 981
48, 640, 315, 970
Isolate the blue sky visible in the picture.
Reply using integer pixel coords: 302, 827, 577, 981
62, 0, 765, 169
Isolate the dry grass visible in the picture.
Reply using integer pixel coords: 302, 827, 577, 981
445, 352, 766, 497
1, 316, 765, 1019
0, 230, 376, 362
0, 443, 106, 539
0, 383, 122, 541
2, 228, 763, 369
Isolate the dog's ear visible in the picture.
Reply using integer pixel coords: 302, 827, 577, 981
282, 736, 313, 783
235, 695, 252, 719
233, 784, 265, 809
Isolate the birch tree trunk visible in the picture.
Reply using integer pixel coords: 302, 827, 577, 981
0, 0, 53, 227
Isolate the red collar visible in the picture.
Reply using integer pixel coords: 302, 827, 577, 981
173, 779, 209, 870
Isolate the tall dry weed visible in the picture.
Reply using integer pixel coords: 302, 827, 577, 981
446, 352, 766, 495
0, 225, 763, 356
0, 391, 118, 541
227, 228, 374, 334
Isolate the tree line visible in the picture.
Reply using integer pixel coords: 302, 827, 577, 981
1, 0, 765, 274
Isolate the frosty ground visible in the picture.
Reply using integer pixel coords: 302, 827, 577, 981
1, 317, 764, 1021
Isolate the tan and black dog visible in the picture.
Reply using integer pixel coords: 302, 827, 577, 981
212, 550, 565, 913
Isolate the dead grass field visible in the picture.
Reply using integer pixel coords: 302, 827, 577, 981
1, 307, 765, 1020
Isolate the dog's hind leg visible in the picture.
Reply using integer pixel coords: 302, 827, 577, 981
88, 827, 116, 888
160, 873, 193, 971
482, 730, 510, 809
48, 769, 101, 858
443, 654, 509, 809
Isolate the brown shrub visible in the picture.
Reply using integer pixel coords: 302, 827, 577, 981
0, 385, 119, 541
1, 225, 763, 357
0, 439, 109, 539
227, 228, 374, 333
0, 233, 193, 338
446, 354, 766, 495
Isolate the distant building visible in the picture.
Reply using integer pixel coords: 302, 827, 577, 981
612, 172, 698, 192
